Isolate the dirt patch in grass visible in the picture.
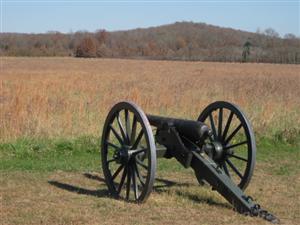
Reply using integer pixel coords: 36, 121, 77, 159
1, 166, 299, 225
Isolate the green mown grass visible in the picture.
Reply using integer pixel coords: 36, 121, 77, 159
0, 136, 99, 172
1, 136, 299, 225
0, 136, 299, 176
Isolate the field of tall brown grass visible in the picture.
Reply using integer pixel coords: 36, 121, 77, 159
1, 57, 300, 225
1, 57, 299, 142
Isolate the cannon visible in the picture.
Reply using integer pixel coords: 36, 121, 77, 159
101, 101, 278, 223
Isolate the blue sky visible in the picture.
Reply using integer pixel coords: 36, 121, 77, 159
1, 0, 299, 37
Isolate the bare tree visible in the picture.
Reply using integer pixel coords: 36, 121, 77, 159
264, 28, 280, 38
284, 33, 297, 39
75, 36, 97, 57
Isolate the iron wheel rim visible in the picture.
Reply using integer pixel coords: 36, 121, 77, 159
101, 101, 156, 202
197, 101, 256, 190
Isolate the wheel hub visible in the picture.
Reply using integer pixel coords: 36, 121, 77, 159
203, 141, 225, 162
116, 145, 131, 164
212, 141, 224, 161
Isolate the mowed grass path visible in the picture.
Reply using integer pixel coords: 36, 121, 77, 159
1, 137, 299, 225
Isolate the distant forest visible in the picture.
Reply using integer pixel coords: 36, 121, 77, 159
1, 22, 299, 64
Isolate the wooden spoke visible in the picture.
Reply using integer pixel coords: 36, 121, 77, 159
131, 165, 139, 200
209, 113, 217, 139
222, 161, 230, 177
136, 158, 148, 170
117, 113, 127, 142
222, 111, 234, 142
218, 108, 223, 139
107, 158, 117, 164
224, 141, 248, 150
126, 166, 131, 200
226, 158, 243, 179
106, 141, 121, 150
117, 166, 127, 194
124, 109, 131, 143
132, 129, 144, 150
130, 115, 137, 145
227, 153, 248, 162
134, 162, 145, 187
225, 123, 242, 145
112, 164, 124, 180
109, 124, 124, 145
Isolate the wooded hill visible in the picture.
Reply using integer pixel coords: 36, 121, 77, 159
1, 22, 299, 63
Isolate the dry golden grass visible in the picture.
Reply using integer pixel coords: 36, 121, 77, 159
1, 165, 299, 225
1, 57, 300, 141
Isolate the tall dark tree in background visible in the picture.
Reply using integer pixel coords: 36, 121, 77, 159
242, 41, 251, 62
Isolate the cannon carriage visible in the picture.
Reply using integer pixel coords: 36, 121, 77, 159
101, 101, 278, 223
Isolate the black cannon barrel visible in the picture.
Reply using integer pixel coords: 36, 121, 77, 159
147, 114, 210, 143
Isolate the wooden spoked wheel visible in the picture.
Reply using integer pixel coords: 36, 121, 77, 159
101, 101, 156, 202
197, 101, 256, 190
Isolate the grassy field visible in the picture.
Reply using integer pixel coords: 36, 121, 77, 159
1, 57, 300, 224
1, 57, 300, 142
0, 137, 299, 225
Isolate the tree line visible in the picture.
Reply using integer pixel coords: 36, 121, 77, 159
1, 22, 299, 64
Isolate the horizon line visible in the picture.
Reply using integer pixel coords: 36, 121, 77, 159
1, 21, 298, 38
